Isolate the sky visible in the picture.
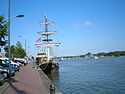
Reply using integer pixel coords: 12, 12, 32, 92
0, 0, 125, 57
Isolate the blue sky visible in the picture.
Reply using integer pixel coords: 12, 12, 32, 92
0, 0, 125, 56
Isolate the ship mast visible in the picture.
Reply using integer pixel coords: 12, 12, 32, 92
45, 16, 49, 61
35, 16, 61, 62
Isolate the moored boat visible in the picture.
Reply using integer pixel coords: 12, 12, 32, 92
35, 16, 61, 74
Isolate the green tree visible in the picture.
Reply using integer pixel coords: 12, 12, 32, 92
16, 41, 22, 48
84, 52, 91, 57
4, 41, 26, 58
15, 47, 26, 58
4, 45, 8, 57
0, 15, 8, 47
4, 45, 16, 58
10, 45, 16, 58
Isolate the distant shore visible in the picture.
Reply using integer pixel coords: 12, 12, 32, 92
56, 50, 125, 59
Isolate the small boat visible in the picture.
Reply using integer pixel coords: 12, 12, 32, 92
94, 56, 98, 59
60, 58, 64, 61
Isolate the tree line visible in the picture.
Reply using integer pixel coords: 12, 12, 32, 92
94, 51, 125, 57
57, 51, 125, 59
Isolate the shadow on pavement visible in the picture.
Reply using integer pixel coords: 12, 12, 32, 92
9, 84, 28, 94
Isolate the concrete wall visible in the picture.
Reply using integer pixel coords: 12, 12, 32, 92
37, 68, 62, 94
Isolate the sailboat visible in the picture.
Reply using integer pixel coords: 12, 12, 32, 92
35, 16, 61, 74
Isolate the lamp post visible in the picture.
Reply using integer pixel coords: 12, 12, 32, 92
8, 0, 10, 63
28, 46, 30, 55
8, 0, 24, 63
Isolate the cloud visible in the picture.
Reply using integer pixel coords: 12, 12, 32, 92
73, 21, 95, 28
83, 21, 94, 26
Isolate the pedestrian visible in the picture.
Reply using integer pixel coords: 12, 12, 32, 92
32, 57, 36, 68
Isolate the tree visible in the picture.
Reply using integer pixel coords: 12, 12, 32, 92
16, 41, 22, 48
15, 47, 26, 58
4, 41, 26, 58
4, 45, 16, 58
0, 15, 8, 47
85, 52, 91, 57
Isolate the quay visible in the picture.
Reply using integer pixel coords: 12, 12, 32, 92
1, 61, 62, 94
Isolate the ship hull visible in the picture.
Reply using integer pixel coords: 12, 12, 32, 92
39, 62, 59, 74
51, 63, 59, 73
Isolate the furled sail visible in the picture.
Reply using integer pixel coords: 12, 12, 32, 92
37, 31, 57, 35
40, 22, 54, 25
35, 43, 61, 47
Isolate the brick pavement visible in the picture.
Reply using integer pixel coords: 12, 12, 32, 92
4, 61, 47, 94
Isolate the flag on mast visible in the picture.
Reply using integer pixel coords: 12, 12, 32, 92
36, 38, 41, 42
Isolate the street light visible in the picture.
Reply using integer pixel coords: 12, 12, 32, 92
8, 0, 24, 63
16, 15, 24, 18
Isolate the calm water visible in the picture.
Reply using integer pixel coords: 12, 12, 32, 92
48, 56, 125, 94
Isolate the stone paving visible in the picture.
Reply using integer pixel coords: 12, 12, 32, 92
4, 62, 47, 94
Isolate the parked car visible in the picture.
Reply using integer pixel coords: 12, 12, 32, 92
9, 60, 20, 71
0, 59, 9, 67
0, 74, 5, 86
0, 65, 15, 78
14, 59, 28, 66
13, 60, 23, 67
0, 59, 20, 72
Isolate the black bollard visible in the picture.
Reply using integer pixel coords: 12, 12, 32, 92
50, 84, 55, 94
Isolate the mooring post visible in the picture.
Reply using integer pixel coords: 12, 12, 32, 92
50, 84, 55, 94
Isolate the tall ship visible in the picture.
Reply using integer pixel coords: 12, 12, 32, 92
35, 16, 61, 74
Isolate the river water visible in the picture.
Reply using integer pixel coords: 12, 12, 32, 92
48, 56, 125, 94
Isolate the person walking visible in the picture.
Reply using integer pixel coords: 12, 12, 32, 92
32, 57, 36, 68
